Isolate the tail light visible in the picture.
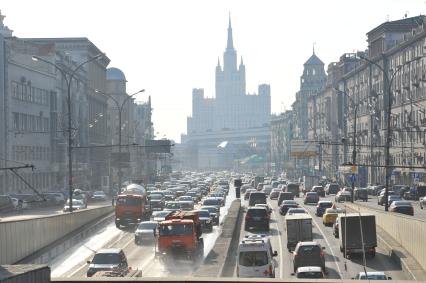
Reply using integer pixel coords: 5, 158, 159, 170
293, 252, 298, 257
245, 214, 252, 220
268, 265, 273, 275
320, 251, 325, 257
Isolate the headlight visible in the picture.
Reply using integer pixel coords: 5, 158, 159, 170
206, 219, 211, 224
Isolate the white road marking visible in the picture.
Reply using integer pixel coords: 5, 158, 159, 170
271, 204, 283, 278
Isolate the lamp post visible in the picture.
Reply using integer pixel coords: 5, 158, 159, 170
96, 89, 145, 190
357, 54, 422, 211
33, 54, 103, 213
335, 88, 358, 203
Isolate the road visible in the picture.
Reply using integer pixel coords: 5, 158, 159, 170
0, 201, 111, 222
49, 187, 235, 278
347, 195, 426, 220
232, 194, 407, 280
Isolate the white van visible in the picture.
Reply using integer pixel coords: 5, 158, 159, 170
237, 234, 277, 278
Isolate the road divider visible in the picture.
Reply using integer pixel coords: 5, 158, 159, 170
194, 199, 241, 277
0, 205, 113, 265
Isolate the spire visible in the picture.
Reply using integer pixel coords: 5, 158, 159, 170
240, 56, 244, 65
217, 57, 221, 67
227, 13, 234, 50
313, 42, 316, 55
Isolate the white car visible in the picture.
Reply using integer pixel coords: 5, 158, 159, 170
63, 199, 87, 212
237, 234, 277, 278
353, 271, 391, 280
134, 221, 158, 245
10, 198, 28, 209
92, 191, 107, 201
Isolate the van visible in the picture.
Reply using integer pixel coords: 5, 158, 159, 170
248, 192, 267, 206
237, 235, 277, 278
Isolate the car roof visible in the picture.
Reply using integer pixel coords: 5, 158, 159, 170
247, 207, 267, 210
358, 271, 385, 276
297, 241, 319, 246
96, 248, 122, 254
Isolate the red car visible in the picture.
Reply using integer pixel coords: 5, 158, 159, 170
279, 200, 299, 215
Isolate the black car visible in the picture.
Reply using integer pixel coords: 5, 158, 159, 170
279, 200, 299, 215
86, 248, 128, 277
200, 205, 219, 225
325, 183, 340, 195
245, 207, 270, 231
198, 209, 213, 232
149, 194, 165, 211
315, 201, 333, 216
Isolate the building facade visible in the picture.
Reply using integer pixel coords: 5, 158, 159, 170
184, 17, 271, 171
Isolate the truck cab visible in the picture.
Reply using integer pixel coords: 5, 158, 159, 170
115, 194, 149, 228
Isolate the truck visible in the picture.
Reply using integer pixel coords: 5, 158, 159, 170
338, 213, 377, 257
156, 210, 204, 261
286, 183, 301, 198
115, 184, 151, 228
285, 214, 312, 251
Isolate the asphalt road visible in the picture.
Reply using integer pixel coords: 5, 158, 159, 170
49, 187, 236, 278
233, 194, 407, 280
0, 200, 111, 222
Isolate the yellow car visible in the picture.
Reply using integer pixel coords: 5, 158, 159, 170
322, 208, 345, 226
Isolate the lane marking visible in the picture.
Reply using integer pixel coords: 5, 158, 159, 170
271, 208, 283, 278
299, 202, 343, 278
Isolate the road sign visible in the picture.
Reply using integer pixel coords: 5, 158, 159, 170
350, 174, 356, 183
351, 165, 358, 174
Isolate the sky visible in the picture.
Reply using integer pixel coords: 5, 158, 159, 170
1, 0, 425, 142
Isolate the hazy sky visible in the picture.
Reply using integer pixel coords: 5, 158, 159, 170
1, 0, 425, 142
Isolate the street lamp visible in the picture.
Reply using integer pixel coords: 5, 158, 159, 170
357, 53, 423, 211
335, 87, 358, 203
32, 53, 103, 213
95, 89, 145, 190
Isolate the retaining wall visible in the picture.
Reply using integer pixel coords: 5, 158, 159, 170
0, 206, 113, 265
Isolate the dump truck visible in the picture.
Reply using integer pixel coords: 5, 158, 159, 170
156, 210, 204, 261
115, 184, 151, 228
338, 213, 377, 257
285, 214, 312, 251
286, 183, 301, 198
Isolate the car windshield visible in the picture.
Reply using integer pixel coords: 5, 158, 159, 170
360, 273, 387, 280
239, 251, 268, 267
116, 197, 142, 206
198, 210, 210, 217
93, 191, 105, 195
91, 253, 121, 265
150, 194, 163, 200
138, 222, 157, 230
298, 245, 321, 255
297, 271, 323, 278
152, 211, 170, 218
203, 199, 219, 205
165, 202, 180, 209
159, 224, 193, 236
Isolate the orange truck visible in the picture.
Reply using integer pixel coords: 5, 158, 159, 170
157, 210, 204, 260
115, 184, 151, 228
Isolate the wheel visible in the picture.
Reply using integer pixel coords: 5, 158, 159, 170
421, 203, 423, 209
244, 224, 249, 231
369, 248, 376, 258
115, 221, 120, 228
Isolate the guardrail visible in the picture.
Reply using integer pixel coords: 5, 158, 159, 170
0, 205, 113, 265
344, 202, 426, 272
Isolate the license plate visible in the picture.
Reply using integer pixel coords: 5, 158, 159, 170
254, 217, 261, 221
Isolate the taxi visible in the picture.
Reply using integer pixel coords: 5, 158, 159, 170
322, 206, 345, 226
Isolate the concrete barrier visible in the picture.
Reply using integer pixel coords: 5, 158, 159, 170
195, 199, 242, 277
0, 206, 113, 265
0, 264, 50, 283
344, 202, 426, 273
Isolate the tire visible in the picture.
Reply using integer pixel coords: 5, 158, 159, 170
115, 221, 120, 228
244, 224, 249, 231
370, 248, 376, 258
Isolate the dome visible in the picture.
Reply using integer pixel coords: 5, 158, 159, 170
107, 67, 126, 81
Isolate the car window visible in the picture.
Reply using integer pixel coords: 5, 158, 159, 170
298, 245, 321, 255
92, 253, 121, 264
138, 222, 157, 230
239, 251, 268, 266
247, 209, 267, 216
297, 271, 323, 278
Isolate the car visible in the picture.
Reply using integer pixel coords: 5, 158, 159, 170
294, 266, 325, 279
292, 241, 326, 273
277, 192, 294, 206
287, 208, 308, 215
311, 186, 325, 197
240, 184, 253, 194
237, 234, 277, 278
244, 189, 256, 200
389, 201, 414, 216
378, 190, 394, 205
322, 207, 345, 226
315, 201, 333, 216
91, 191, 107, 201
325, 183, 340, 195
200, 205, 220, 225
388, 195, 402, 205
269, 189, 280, 200
261, 185, 273, 196
134, 221, 158, 245
304, 192, 319, 204
248, 192, 267, 206
197, 209, 213, 232
202, 197, 221, 209
163, 201, 181, 212
335, 190, 352, 202
150, 210, 172, 222
332, 218, 340, 238
149, 194, 165, 211
354, 188, 368, 201
352, 271, 392, 280
63, 199, 87, 212
420, 196, 426, 209
10, 197, 29, 210
255, 204, 272, 218
245, 207, 270, 231
279, 200, 299, 215
86, 248, 129, 277
179, 200, 195, 211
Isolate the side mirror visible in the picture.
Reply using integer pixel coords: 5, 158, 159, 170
86, 260, 91, 264
273, 251, 278, 257
291, 273, 295, 276
388, 277, 392, 280
322, 246, 326, 250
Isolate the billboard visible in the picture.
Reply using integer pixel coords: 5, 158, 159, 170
145, 139, 172, 153
111, 152, 131, 168
289, 140, 318, 157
